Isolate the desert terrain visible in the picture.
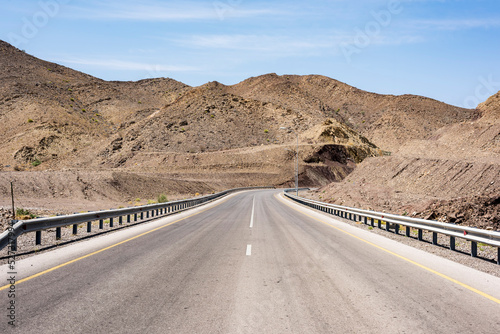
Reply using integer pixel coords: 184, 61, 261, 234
0, 40, 498, 232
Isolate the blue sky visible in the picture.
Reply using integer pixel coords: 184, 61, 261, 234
1, 0, 499, 107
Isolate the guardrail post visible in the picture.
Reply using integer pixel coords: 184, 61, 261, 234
395, 224, 399, 235
110, 217, 114, 228
9, 220, 18, 251
72, 224, 78, 235
450, 236, 455, 251
385, 221, 389, 231
471, 241, 477, 257
364, 216, 368, 225
497, 248, 499, 265
140, 212, 144, 220
99, 219, 103, 229
406, 226, 411, 237
371, 218, 374, 227
418, 229, 423, 241
36, 230, 42, 245
87, 221, 92, 233
432, 232, 438, 245
134, 213, 138, 222
56, 227, 61, 240
377, 220, 381, 229
127, 215, 131, 223
119, 216, 123, 225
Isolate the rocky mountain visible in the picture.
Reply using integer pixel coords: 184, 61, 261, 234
310, 86, 500, 229
0, 40, 498, 229
227, 74, 479, 152
0, 40, 188, 169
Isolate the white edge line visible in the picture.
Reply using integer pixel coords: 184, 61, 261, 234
246, 244, 252, 256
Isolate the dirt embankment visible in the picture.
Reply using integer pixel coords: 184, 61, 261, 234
310, 155, 500, 230
0, 170, 216, 214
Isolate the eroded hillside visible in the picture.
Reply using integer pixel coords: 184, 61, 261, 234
0, 40, 498, 230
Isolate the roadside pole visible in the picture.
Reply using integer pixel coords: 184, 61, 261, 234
11, 181, 15, 219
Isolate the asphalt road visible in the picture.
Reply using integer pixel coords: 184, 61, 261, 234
1, 190, 500, 333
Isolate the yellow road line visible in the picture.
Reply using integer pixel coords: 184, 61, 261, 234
276, 193, 500, 305
0, 196, 232, 291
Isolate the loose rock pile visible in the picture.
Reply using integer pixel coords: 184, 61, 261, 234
0, 208, 14, 232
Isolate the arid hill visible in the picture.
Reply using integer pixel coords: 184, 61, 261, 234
0, 40, 498, 230
309, 88, 500, 229
0, 40, 379, 208
0, 40, 188, 170
228, 74, 479, 152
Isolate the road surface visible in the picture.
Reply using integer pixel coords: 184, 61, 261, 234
1, 190, 500, 333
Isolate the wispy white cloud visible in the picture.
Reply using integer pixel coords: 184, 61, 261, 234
56, 58, 198, 72
64, 0, 274, 21
348, 34, 426, 46
177, 34, 334, 51
407, 18, 500, 31
172, 32, 424, 54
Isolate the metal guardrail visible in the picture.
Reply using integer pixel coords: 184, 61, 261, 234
0, 187, 271, 252
284, 191, 500, 265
